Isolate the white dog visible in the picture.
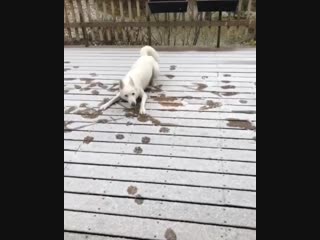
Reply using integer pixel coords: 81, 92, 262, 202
99, 46, 160, 115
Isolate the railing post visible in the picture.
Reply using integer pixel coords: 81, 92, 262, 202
76, 0, 89, 47
217, 11, 222, 48
146, 1, 152, 46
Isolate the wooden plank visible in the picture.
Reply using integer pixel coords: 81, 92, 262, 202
64, 140, 256, 163
64, 193, 256, 228
64, 85, 255, 93
64, 58, 256, 63
64, 66, 256, 72
64, 51, 256, 56
64, 79, 255, 87
64, 75, 256, 83
64, 211, 256, 240
64, 90, 256, 100
64, 72, 255, 78
64, 232, 124, 240
64, 106, 256, 119
64, 54, 257, 59
64, 100, 256, 112
64, 114, 256, 130
64, 94, 257, 106
64, 121, 256, 140
64, 177, 256, 208
64, 162, 256, 190
65, 62, 256, 68
64, 52, 255, 56
64, 47, 256, 54
64, 130, 256, 150
64, 67, 256, 73
64, 150, 256, 175
64, 66, 256, 71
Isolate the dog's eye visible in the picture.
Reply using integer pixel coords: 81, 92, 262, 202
132, 93, 135, 96
125, 95, 128, 98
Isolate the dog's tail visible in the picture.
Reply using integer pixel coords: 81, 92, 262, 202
140, 46, 159, 62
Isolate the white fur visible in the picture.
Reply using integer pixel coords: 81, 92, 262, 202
99, 46, 160, 115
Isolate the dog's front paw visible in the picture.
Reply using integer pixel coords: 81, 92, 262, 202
99, 104, 108, 111
139, 107, 146, 115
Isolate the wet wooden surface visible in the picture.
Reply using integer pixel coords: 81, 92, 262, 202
64, 47, 256, 240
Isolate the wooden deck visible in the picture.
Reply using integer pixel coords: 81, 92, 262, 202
64, 47, 256, 240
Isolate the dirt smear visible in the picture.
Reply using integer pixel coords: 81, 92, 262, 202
64, 106, 77, 114
199, 100, 222, 111
74, 108, 102, 119
80, 78, 94, 84
221, 85, 236, 89
165, 74, 175, 79
195, 83, 208, 91
125, 108, 161, 126
227, 119, 256, 130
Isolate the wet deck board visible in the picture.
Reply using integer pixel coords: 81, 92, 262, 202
64, 47, 256, 240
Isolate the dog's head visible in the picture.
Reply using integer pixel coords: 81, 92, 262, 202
119, 77, 139, 107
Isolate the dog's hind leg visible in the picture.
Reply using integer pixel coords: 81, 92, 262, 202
150, 62, 160, 87
99, 93, 121, 111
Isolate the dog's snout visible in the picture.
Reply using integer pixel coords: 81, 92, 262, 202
131, 102, 136, 107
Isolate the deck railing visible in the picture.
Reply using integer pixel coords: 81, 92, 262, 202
64, 0, 256, 47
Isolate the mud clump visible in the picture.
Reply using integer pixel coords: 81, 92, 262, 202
165, 228, 177, 240
127, 186, 138, 195
159, 127, 170, 133
134, 147, 143, 154
142, 137, 151, 144
134, 194, 144, 205
116, 134, 125, 140
83, 136, 94, 144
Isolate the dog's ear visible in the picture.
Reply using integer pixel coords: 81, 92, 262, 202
129, 77, 135, 87
120, 80, 124, 89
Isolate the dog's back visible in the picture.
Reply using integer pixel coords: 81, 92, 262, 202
127, 46, 159, 89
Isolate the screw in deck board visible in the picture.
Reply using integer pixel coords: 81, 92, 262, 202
217, 11, 222, 48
